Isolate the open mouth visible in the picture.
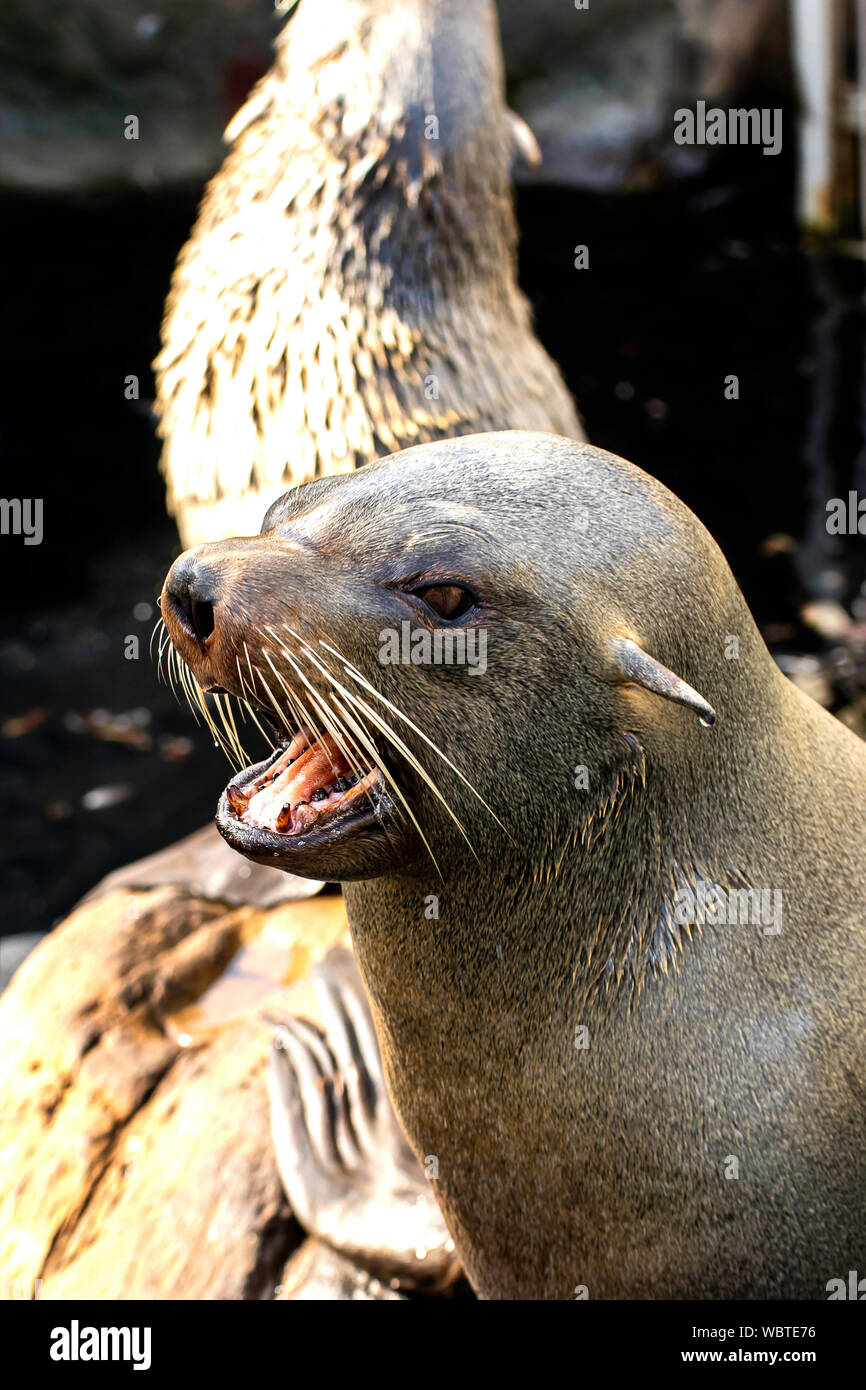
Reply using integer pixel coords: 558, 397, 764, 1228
224, 727, 382, 837
214, 717, 397, 874
158, 575, 407, 875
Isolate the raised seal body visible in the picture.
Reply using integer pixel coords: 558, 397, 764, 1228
161, 432, 866, 1299
155, 0, 582, 548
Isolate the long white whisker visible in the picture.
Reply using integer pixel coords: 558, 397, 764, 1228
263, 630, 425, 849
270, 659, 401, 847
213, 691, 247, 768
271, 629, 476, 857
329, 690, 443, 874
318, 635, 506, 833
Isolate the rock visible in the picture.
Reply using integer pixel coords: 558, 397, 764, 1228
85, 822, 324, 910
0, 0, 275, 195
498, 0, 789, 191
0, 883, 349, 1299
800, 599, 854, 641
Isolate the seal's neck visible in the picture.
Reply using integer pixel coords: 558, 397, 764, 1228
344, 667, 809, 1038
228, 3, 515, 301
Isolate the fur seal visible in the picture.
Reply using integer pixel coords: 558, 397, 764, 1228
160, 430, 866, 1299
155, 0, 582, 550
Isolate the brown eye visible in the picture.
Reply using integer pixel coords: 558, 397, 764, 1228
415, 584, 476, 620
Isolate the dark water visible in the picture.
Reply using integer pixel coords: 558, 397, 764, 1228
2, 145, 864, 936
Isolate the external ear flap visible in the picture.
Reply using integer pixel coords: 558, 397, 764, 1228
611, 638, 717, 727
506, 109, 542, 168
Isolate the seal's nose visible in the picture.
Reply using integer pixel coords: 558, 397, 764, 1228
162, 553, 217, 647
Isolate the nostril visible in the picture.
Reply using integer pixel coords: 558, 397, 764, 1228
191, 598, 215, 643
164, 561, 218, 648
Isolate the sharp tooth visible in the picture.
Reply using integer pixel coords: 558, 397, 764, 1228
226, 784, 248, 815
276, 803, 292, 832
293, 801, 319, 832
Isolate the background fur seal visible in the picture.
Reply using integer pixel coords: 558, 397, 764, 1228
161, 430, 866, 1299
155, 0, 582, 549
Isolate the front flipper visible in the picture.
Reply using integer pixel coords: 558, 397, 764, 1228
267, 947, 461, 1293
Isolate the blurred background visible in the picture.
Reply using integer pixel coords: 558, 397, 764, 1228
2, 0, 866, 963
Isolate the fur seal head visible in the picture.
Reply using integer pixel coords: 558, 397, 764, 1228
159, 430, 767, 900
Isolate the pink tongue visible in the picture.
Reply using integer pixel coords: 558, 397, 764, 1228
286, 730, 312, 760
